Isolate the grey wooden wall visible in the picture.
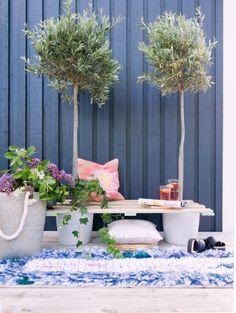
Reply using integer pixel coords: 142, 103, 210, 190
0, 0, 223, 231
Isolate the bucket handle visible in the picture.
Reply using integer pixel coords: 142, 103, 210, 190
0, 192, 37, 241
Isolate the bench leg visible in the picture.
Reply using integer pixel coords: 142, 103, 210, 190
163, 213, 200, 245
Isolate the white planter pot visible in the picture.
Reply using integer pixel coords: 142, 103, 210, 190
56, 212, 94, 246
0, 191, 46, 259
163, 212, 200, 245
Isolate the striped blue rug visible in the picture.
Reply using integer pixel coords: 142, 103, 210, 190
0, 248, 233, 287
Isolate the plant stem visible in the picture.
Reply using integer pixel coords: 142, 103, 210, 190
178, 91, 185, 200
72, 83, 79, 178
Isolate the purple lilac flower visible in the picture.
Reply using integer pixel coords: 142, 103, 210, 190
0, 174, 15, 193
47, 163, 61, 180
47, 163, 75, 187
59, 170, 75, 187
27, 158, 41, 168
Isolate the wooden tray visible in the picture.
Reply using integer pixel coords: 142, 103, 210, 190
115, 243, 157, 251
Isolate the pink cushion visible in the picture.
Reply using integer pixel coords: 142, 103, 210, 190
77, 158, 125, 201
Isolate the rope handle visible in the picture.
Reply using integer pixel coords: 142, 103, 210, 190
0, 192, 37, 241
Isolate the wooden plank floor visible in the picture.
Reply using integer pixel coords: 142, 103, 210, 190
0, 231, 234, 313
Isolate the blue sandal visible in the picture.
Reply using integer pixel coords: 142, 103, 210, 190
204, 236, 226, 250
187, 238, 206, 253
188, 236, 226, 253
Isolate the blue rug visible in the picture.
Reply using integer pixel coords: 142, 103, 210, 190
0, 248, 233, 287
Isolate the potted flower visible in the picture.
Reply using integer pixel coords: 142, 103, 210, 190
0, 145, 110, 256
0, 146, 73, 259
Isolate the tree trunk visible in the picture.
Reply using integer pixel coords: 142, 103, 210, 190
178, 91, 185, 200
72, 84, 79, 179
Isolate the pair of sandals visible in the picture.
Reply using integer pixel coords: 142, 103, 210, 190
187, 236, 226, 253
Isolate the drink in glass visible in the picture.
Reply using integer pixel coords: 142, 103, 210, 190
159, 185, 171, 200
167, 179, 179, 200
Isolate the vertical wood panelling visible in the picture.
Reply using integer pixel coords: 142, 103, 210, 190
59, 0, 75, 173
0, 0, 9, 169
145, 0, 162, 227
9, 0, 26, 148
43, 0, 60, 165
198, 0, 215, 231
0, 0, 223, 231
129, 0, 144, 199
181, 0, 196, 201
95, 0, 111, 164
163, 0, 179, 184
27, 0, 43, 158
214, 0, 223, 231
113, 0, 127, 196
77, 0, 94, 162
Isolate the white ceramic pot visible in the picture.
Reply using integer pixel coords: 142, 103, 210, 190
163, 212, 200, 245
56, 212, 94, 246
0, 191, 46, 259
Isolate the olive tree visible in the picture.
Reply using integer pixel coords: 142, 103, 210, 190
138, 9, 216, 200
22, 0, 121, 178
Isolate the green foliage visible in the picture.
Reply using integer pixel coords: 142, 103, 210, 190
61, 178, 109, 248
3, 146, 69, 202
99, 227, 123, 259
98, 213, 124, 258
22, 0, 122, 105
138, 8, 216, 95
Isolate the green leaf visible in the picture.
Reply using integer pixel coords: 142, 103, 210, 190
102, 213, 113, 225
27, 146, 36, 156
8, 146, 18, 151
13, 170, 24, 179
39, 183, 46, 194
76, 240, 83, 248
72, 230, 79, 238
4, 152, 17, 159
79, 206, 88, 215
62, 214, 71, 225
79, 217, 88, 225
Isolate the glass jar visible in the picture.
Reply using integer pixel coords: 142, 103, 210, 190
167, 179, 179, 201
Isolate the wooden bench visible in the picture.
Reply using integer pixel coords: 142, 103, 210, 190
46, 199, 214, 217
46, 200, 214, 245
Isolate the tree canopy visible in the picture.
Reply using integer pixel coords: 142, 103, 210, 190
138, 9, 216, 95
23, 0, 122, 105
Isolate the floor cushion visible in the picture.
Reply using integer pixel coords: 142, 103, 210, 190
108, 219, 163, 244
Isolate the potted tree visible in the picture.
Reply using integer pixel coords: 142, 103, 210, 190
138, 9, 216, 244
22, 0, 121, 178
22, 0, 122, 245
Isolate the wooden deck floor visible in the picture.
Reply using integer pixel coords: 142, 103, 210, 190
0, 231, 234, 313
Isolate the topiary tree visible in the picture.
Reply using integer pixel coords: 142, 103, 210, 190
138, 9, 216, 200
22, 0, 122, 178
